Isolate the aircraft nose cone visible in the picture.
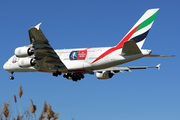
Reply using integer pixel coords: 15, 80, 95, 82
3, 62, 9, 70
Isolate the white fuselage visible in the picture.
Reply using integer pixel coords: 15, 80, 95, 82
3, 46, 151, 73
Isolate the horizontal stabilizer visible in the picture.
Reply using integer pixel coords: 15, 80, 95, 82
121, 40, 141, 55
145, 54, 174, 57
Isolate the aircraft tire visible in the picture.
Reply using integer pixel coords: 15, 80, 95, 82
52, 72, 58, 77
9, 76, 14, 80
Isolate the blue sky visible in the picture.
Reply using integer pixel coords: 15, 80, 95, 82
0, 0, 179, 120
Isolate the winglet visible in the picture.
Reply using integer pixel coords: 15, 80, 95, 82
156, 64, 161, 70
34, 23, 42, 30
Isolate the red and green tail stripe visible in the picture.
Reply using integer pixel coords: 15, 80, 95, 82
92, 9, 159, 64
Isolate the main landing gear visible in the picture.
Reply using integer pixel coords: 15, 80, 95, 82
9, 72, 14, 80
63, 73, 84, 82
52, 71, 62, 77
52, 71, 84, 81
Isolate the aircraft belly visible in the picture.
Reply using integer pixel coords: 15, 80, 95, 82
15, 68, 37, 72
91, 54, 143, 70
11, 64, 37, 72
64, 61, 92, 71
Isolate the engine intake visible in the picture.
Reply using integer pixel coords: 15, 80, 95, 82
18, 58, 36, 67
96, 71, 114, 79
15, 46, 34, 57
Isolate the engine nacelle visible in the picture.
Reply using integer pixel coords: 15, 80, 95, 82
96, 72, 114, 79
15, 46, 34, 57
18, 58, 36, 67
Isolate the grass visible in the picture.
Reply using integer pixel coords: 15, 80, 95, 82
0, 85, 60, 120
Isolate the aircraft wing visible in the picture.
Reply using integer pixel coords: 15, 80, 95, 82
94, 64, 160, 73
28, 23, 65, 70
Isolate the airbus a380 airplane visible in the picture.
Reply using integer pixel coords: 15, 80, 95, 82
3, 8, 172, 81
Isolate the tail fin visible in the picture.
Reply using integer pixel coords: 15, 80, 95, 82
116, 8, 159, 49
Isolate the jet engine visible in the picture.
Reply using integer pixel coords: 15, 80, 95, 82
15, 46, 34, 57
96, 71, 114, 79
18, 58, 36, 67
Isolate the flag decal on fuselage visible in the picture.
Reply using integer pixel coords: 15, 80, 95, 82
69, 50, 87, 60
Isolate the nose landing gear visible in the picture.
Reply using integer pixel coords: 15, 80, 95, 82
9, 72, 14, 80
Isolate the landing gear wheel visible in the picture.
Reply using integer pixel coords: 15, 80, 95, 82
52, 72, 58, 77
9, 76, 14, 80
63, 73, 85, 81
52, 71, 62, 77
9, 72, 14, 80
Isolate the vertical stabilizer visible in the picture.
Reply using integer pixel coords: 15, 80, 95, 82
116, 8, 159, 49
